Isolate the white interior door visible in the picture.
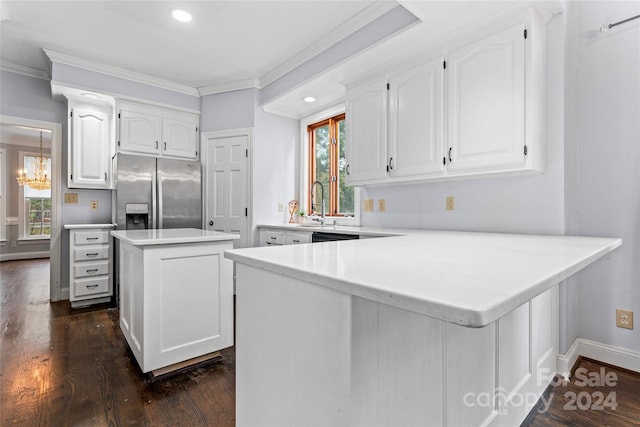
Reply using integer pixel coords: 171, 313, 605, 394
203, 132, 249, 248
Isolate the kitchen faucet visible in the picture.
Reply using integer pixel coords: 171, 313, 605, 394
311, 181, 325, 225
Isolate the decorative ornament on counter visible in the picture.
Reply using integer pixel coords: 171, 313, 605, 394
288, 200, 299, 224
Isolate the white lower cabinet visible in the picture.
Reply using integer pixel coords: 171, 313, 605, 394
118, 240, 234, 373
67, 225, 113, 307
259, 228, 311, 247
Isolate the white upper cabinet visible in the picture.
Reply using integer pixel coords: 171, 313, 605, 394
345, 79, 388, 184
68, 99, 113, 189
447, 24, 526, 175
119, 106, 162, 155
388, 57, 445, 179
118, 102, 199, 160
162, 114, 199, 159
344, 7, 545, 186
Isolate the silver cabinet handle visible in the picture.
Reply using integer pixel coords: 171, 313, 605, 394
346, 164, 350, 176
86, 237, 99, 241
389, 157, 394, 170
86, 253, 98, 257
86, 284, 99, 289
86, 269, 99, 274
448, 147, 453, 163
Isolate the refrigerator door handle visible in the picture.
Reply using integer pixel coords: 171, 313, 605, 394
152, 166, 158, 229
157, 172, 163, 229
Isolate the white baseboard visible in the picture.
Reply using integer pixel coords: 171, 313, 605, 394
558, 338, 640, 376
0, 251, 50, 262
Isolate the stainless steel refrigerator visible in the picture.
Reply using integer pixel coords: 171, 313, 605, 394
113, 153, 202, 230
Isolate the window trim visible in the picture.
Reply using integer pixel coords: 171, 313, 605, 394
300, 105, 360, 226
0, 148, 5, 241
18, 150, 51, 241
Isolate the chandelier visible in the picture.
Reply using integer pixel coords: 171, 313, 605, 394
16, 131, 51, 190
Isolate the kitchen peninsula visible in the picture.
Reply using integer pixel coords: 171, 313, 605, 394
111, 228, 238, 374
226, 230, 621, 426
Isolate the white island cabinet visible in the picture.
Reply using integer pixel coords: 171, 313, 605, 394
225, 231, 621, 426
111, 228, 238, 374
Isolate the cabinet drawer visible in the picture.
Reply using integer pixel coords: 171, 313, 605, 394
73, 276, 109, 297
262, 231, 284, 246
74, 260, 110, 278
285, 233, 311, 245
74, 230, 110, 245
74, 246, 109, 261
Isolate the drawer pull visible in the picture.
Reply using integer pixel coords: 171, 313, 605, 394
86, 237, 99, 241
86, 284, 99, 289
270, 236, 277, 240
86, 269, 99, 274
86, 253, 99, 257
292, 240, 300, 243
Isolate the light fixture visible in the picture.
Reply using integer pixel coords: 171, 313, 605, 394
172, 9, 192, 23
16, 131, 51, 191
303, 96, 316, 103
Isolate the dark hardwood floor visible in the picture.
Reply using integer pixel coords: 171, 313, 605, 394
1, 259, 235, 426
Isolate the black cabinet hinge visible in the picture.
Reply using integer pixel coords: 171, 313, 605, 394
70, 174, 73, 180
387, 83, 390, 90
524, 145, 528, 156
196, 127, 198, 133
443, 61, 447, 70
245, 208, 248, 217
70, 111, 73, 118
245, 149, 248, 158
118, 113, 121, 119
117, 140, 120, 147
443, 157, 446, 166
524, 29, 528, 39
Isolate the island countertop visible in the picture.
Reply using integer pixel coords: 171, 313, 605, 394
111, 228, 239, 246
225, 230, 621, 327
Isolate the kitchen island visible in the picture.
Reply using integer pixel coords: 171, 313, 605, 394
111, 228, 239, 374
225, 230, 621, 426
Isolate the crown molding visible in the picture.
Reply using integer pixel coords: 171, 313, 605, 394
197, 78, 260, 96
43, 49, 200, 97
0, 60, 50, 80
256, 1, 400, 89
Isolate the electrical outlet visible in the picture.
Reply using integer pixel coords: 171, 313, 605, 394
446, 196, 455, 211
363, 199, 374, 213
616, 309, 633, 330
378, 199, 386, 212
277, 202, 284, 212
65, 193, 78, 204
90, 200, 98, 211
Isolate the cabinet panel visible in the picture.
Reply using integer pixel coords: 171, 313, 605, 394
447, 24, 526, 174
74, 260, 110, 278
284, 233, 311, 245
119, 108, 161, 155
74, 230, 110, 245
345, 80, 388, 184
73, 276, 110, 297
74, 245, 109, 261
261, 230, 284, 246
388, 57, 444, 178
69, 104, 111, 189
162, 116, 198, 159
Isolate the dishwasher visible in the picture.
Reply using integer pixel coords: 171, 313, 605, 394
311, 231, 360, 243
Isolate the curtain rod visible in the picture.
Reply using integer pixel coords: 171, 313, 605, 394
601, 14, 640, 32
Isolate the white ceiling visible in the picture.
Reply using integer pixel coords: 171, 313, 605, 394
0, 0, 391, 89
0, 1, 556, 119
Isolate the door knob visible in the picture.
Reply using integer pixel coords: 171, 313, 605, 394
208, 220, 214, 226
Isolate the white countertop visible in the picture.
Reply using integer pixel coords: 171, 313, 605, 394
111, 228, 239, 246
258, 223, 402, 237
226, 230, 621, 327
64, 223, 114, 230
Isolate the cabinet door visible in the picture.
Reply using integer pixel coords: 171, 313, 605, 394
162, 116, 198, 159
119, 108, 161, 155
345, 80, 388, 184
447, 24, 525, 174
69, 106, 111, 188
388, 57, 444, 179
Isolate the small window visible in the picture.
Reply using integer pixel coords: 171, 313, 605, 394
307, 113, 354, 216
19, 153, 51, 239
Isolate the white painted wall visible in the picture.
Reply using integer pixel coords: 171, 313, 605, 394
565, 0, 640, 353
200, 88, 256, 132
360, 13, 566, 237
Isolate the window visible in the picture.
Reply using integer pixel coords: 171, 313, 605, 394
307, 113, 354, 216
19, 152, 51, 239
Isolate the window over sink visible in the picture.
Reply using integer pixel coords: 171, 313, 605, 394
301, 106, 360, 225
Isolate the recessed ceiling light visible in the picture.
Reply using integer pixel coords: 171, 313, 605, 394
172, 9, 192, 23
303, 96, 316, 103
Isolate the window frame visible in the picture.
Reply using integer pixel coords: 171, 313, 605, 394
0, 148, 5, 242
18, 150, 51, 241
300, 106, 360, 226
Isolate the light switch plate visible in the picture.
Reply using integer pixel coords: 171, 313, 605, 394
65, 193, 78, 204
90, 200, 98, 211
378, 199, 386, 212
363, 199, 374, 212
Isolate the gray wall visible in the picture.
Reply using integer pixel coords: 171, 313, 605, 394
564, 0, 640, 353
